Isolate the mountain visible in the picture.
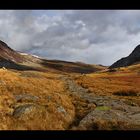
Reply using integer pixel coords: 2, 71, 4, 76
0, 40, 33, 70
110, 45, 140, 69
0, 40, 140, 130
0, 40, 105, 73
0, 40, 25, 63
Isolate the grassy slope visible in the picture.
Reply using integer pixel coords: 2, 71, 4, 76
20, 55, 106, 74
0, 69, 75, 130
75, 64, 140, 104
0, 63, 139, 130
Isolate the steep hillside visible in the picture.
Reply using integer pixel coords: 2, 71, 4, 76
0, 40, 105, 73
0, 40, 25, 63
110, 45, 140, 68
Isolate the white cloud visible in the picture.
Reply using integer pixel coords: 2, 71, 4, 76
0, 10, 140, 66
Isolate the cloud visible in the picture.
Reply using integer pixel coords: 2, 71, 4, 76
0, 10, 140, 65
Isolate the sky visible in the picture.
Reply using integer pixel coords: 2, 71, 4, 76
0, 10, 140, 66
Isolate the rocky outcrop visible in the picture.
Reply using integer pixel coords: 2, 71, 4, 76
60, 75, 140, 130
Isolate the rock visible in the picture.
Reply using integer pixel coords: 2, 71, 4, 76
60, 75, 140, 130
12, 103, 75, 130
46, 96, 52, 102
14, 94, 39, 103
57, 105, 67, 115
11, 104, 50, 130
12, 103, 48, 121
76, 106, 140, 130
2, 67, 7, 70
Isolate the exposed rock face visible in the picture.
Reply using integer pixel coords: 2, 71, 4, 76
110, 45, 140, 68
13, 104, 40, 118
75, 109, 140, 130
14, 94, 39, 103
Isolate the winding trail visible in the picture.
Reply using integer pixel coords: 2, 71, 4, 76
59, 74, 140, 130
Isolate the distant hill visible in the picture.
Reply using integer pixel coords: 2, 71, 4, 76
110, 45, 140, 68
0, 40, 105, 73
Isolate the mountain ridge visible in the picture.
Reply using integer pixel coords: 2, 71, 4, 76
0, 40, 105, 73
110, 45, 140, 68
0, 40, 25, 63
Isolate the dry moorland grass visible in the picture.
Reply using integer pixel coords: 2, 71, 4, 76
0, 64, 139, 130
75, 64, 140, 104
0, 69, 75, 130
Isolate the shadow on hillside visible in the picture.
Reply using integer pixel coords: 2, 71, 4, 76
0, 59, 40, 71
41, 59, 98, 74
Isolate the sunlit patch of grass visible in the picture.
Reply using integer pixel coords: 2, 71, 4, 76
127, 64, 140, 72
95, 106, 111, 111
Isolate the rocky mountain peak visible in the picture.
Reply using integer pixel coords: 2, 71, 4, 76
110, 44, 140, 68
129, 44, 140, 57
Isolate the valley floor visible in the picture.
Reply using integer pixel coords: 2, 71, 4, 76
0, 64, 140, 130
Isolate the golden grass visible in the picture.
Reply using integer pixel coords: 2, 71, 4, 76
0, 63, 139, 130
75, 64, 140, 100
0, 69, 75, 130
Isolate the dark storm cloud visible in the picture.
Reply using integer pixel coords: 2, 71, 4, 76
0, 10, 140, 65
